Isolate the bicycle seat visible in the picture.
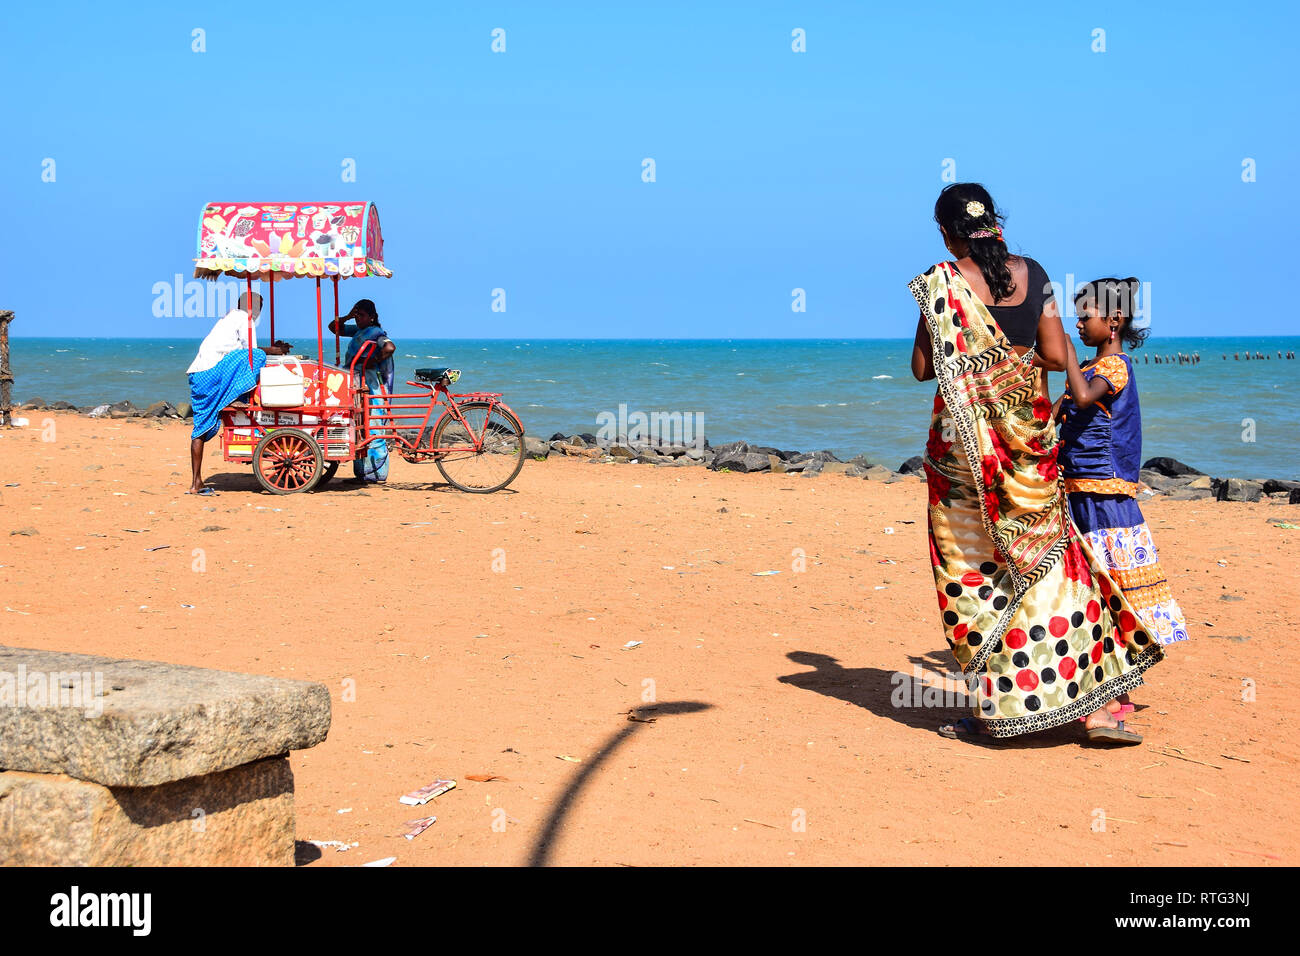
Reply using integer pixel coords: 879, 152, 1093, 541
415, 367, 461, 384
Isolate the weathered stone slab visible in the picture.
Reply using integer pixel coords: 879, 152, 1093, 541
0, 647, 330, 787
0, 757, 294, 866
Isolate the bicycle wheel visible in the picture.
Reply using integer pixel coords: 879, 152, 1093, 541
433, 401, 526, 493
254, 428, 323, 494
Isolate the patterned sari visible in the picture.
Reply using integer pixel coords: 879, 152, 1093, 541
910, 262, 1165, 737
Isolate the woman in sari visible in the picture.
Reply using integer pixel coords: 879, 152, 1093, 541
909, 184, 1164, 743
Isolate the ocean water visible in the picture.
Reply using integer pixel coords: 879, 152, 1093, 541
6, 337, 1299, 479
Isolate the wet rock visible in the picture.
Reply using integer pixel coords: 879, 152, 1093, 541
898, 455, 925, 475
1142, 456, 1204, 477
1292, 488, 1300, 505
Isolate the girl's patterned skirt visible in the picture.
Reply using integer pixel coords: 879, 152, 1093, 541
1068, 493, 1189, 645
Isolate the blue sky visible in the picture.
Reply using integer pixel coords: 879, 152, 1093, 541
2, 1, 1295, 339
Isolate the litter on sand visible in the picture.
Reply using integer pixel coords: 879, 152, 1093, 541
752, 570, 780, 576
361, 857, 397, 867
401, 816, 437, 840
621, 640, 643, 650
556, 754, 581, 763
308, 840, 358, 852
399, 779, 456, 806
465, 774, 508, 782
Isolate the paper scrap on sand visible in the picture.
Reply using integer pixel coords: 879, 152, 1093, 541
362, 857, 397, 867
399, 779, 456, 806
752, 570, 780, 576
621, 640, 642, 650
402, 816, 437, 840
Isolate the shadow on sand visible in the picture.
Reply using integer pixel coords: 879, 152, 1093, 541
777, 650, 1080, 748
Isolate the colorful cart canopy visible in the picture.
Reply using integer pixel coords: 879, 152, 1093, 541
194, 202, 392, 280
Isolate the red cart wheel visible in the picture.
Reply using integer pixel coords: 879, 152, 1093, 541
254, 428, 323, 494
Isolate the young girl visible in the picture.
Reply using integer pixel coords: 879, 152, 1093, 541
1057, 278, 1189, 714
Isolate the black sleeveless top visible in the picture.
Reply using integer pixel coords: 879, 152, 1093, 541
953, 257, 1053, 348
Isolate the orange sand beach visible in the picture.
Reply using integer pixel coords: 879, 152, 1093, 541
1, 412, 1297, 866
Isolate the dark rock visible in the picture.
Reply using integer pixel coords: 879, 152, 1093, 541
715, 451, 771, 474
898, 455, 925, 475
710, 441, 749, 460
1215, 478, 1263, 502
50, 401, 77, 411
1142, 456, 1204, 477
811, 450, 841, 463
578, 433, 598, 446
548, 432, 567, 442
524, 437, 550, 458
10, 527, 39, 536
176, 402, 194, 419
108, 400, 139, 419
21, 397, 48, 409
609, 445, 634, 459
1292, 488, 1300, 505
143, 401, 178, 419
1261, 478, 1300, 495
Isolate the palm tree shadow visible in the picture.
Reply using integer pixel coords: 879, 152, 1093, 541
527, 701, 712, 867
777, 650, 1076, 749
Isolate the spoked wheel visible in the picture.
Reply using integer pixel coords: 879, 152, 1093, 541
254, 428, 323, 494
314, 460, 341, 489
433, 401, 526, 493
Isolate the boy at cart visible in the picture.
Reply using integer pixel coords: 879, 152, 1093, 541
329, 298, 396, 482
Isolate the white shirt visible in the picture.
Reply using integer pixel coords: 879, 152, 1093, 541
187, 309, 260, 375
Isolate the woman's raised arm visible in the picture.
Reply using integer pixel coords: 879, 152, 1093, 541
1032, 298, 1068, 372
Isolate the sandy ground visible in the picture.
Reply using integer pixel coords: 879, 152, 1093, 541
1, 411, 1297, 866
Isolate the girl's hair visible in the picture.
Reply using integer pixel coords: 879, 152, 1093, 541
933, 182, 1015, 302
1073, 277, 1148, 349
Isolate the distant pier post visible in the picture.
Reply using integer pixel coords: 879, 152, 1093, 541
0, 310, 12, 427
